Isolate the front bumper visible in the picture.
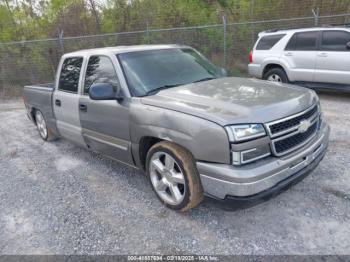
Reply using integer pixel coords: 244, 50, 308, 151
197, 122, 330, 206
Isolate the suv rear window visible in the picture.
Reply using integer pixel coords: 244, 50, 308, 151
256, 34, 286, 50
285, 31, 318, 51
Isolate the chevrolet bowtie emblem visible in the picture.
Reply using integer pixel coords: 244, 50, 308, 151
299, 119, 311, 133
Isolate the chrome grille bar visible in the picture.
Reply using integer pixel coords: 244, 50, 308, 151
265, 104, 319, 139
266, 103, 320, 156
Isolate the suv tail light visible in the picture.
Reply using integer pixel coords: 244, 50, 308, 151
249, 50, 253, 63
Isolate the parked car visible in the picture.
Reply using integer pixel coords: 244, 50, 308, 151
23, 45, 329, 211
248, 26, 350, 91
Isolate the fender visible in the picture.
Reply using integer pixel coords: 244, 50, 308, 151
262, 58, 292, 81
129, 103, 231, 168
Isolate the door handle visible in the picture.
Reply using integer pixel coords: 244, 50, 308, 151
55, 99, 61, 107
317, 52, 328, 57
284, 52, 293, 56
79, 104, 87, 112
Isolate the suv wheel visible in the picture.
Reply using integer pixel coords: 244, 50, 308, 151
263, 68, 289, 83
146, 141, 203, 211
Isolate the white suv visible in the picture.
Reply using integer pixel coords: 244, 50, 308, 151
248, 26, 350, 90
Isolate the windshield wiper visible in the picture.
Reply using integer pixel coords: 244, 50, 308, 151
192, 77, 216, 83
143, 77, 216, 97
145, 84, 182, 96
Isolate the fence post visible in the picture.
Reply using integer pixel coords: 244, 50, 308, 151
222, 14, 227, 69
312, 7, 319, 26
250, 0, 255, 47
146, 20, 150, 44
58, 29, 64, 54
0, 50, 4, 98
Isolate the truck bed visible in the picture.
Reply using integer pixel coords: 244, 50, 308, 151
24, 83, 54, 90
23, 83, 58, 136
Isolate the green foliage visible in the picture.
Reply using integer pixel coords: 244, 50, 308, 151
1, 0, 349, 41
0, 0, 349, 97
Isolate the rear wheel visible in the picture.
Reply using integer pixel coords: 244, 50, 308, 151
35, 110, 48, 140
146, 141, 203, 211
34, 110, 56, 141
263, 67, 289, 83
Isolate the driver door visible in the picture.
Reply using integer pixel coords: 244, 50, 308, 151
78, 55, 133, 165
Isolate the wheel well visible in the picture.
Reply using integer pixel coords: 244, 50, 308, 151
263, 64, 285, 77
139, 136, 163, 170
31, 108, 37, 123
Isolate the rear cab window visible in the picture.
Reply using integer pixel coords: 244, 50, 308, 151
58, 57, 83, 93
285, 31, 318, 51
255, 34, 286, 50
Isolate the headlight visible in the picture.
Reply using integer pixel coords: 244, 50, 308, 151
225, 124, 266, 142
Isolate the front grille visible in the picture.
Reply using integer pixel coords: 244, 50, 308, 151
273, 121, 318, 154
267, 104, 320, 156
269, 105, 318, 136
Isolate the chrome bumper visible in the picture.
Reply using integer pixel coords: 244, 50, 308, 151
197, 122, 330, 200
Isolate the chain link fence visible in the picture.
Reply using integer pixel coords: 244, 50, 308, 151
0, 11, 350, 99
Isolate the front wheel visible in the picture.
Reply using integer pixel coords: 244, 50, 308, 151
263, 67, 289, 83
146, 141, 203, 211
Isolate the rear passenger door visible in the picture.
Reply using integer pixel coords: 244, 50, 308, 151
78, 55, 133, 165
314, 30, 350, 85
282, 31, 319, 82
53, 56, 86, 147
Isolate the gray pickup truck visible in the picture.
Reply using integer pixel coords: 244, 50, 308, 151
23, 45, 330, 211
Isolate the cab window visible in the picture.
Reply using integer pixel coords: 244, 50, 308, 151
58, 57, 83, 93
84, 56, 120, 95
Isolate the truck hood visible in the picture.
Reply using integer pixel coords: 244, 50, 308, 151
140, 77, 318, 126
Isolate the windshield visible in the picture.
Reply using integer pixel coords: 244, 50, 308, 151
117, 48, 225, 96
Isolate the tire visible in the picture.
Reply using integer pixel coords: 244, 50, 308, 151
34, 110, 56, 141
146, 141, 203, 211
263, 67, 289, 83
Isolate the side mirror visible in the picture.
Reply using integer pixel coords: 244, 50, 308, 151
89, 83, 123, 101
346, 42, 350, 50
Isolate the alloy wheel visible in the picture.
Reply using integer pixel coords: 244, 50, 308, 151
149, 152, 186, 205
36, 111, 47, 139
267, 74, 282, 82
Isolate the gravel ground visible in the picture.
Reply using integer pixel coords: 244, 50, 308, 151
0, 93, 350, 255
